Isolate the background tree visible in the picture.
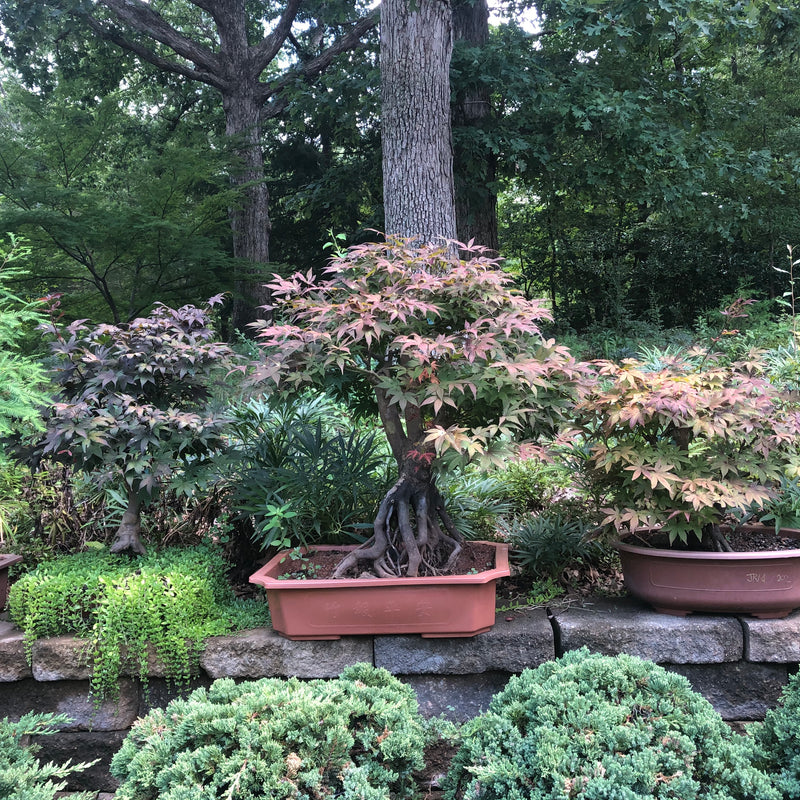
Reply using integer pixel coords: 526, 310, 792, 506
492, 0, 800, 331
452, 0, 498, 251
381, 0, 457, 241
0, 78, 236, 322
0, 0, 379, 331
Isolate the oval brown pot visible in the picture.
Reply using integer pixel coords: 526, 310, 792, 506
250, 542, 509, 640
0, 554, 22, 611
616, 530, 800, 618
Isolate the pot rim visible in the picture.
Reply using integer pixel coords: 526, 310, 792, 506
616, 527, 800, 560
250, 541, 510, 590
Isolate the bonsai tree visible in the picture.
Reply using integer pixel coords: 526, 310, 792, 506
36, 299, 236, 555
570, 347, 800, 549
252, 237, 581, 577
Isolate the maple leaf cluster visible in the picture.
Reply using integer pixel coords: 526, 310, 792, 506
570, 349, 800, 543
252, 238, 584, 468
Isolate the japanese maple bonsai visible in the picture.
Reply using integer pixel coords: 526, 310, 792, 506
252, 237, 581, 578
572, 347, 800, 550
569, 345, 800, 616
35, 298, 236, 555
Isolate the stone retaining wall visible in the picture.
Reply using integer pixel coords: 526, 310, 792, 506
1, 597, 798, 792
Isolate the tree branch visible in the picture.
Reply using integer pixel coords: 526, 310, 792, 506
250, 0, 304, 74
261, 8, 380, 118
100, 0, 220, 72
85, 16, 225, 90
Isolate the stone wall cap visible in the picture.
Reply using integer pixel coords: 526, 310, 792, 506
375, 609, 555, 675
551, 597, 744, 663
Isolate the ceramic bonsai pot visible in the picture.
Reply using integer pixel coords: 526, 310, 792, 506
616, 529, 800, 618
249, 542, 510, 640
0, 554, 22, 611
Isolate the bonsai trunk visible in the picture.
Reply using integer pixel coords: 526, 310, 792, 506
333, 451, 463, 578
109, 488, 147, 555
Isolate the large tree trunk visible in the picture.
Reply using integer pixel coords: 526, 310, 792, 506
452, 0, 498, 251
381, 0, 457, 242
224, 89, 273, 334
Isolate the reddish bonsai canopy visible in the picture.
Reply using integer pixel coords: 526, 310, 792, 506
253, 237, 581, 578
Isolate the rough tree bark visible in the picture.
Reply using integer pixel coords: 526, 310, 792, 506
452, 0, 498, 251
77, 0, 378, 332
381, 0, 458, 242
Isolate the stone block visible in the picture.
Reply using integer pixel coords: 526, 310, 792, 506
741, 611, 800, 662
32, 729, 127, 793
552, 597, 744, 663
668, 662, 789, 720
374, 610, 554, 675
401, 672, 510, 721
31, 636, 92, 680
200, 627, 373, 678
0, 621, 31, 680
0, 678, 139, 731
138, 676, 212, 717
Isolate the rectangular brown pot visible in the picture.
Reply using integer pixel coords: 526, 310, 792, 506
250, 542, 509, 640
0, 554, 22, 610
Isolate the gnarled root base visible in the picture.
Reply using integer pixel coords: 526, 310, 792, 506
109, 493, 147, 555
332, 472, 462, 578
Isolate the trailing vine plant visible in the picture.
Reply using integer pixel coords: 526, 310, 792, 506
8, 545, 263, 701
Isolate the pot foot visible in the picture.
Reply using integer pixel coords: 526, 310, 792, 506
750, 609, 792, 619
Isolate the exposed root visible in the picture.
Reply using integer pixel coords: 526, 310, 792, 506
332, 472, 463, 578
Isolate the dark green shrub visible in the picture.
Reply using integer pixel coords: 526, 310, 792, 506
0, 712, 96, 800
753, 671, 800, 798
505, 513, 604, 579
8, 545, 263, 700
438, 472, 513, 540
228, 395, 393, 549
444, 649, 778, 800
110, 663, 425, 800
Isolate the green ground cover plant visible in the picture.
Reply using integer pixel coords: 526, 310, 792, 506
8, 545, 263, 700
0, 712, 96, 800
444, 648, 778, 800
110, 663, 425, 800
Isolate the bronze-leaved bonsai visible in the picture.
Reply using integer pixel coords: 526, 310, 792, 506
252, 238, 581, 577
35, 298, 235, 555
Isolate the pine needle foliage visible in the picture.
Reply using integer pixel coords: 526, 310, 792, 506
753, 671, 800, 798
110, 664, 425, 800
8, 545, 263, 701
444, 648, 778, 800
0, 712, 96, 800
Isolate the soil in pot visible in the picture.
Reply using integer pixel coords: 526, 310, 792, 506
626, 525, 800, 553
275, 541, 497, 580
